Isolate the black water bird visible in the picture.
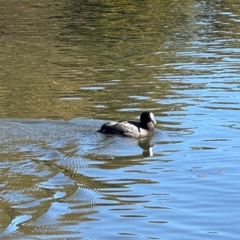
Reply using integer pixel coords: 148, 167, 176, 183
98, 111, 156, 138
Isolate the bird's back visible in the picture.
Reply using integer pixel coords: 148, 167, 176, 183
99, 120, 150, 138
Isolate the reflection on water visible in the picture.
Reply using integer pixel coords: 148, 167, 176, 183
0, 119, 161, 236
0, 0, 240, 239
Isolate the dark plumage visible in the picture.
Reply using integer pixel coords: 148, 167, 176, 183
98, 111, 156, 138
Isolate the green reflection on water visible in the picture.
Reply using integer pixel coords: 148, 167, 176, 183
0, 0, 217, 120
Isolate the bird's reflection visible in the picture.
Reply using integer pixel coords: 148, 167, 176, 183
138, 137, 156, 157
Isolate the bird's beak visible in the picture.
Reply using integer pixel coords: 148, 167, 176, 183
150, 113, 156, 124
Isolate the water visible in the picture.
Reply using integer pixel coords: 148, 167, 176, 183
0, 0, 240, 239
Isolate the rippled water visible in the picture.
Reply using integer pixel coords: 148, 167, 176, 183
0, 1, 240, 239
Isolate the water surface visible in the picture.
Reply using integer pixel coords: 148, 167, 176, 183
0, 0, 240, 239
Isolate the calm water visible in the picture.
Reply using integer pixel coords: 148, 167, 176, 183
0, 1, 240, 239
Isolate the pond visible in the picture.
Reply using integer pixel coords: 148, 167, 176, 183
0, 1, 239, 239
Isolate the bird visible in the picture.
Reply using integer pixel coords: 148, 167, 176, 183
98, 111, 156, 138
